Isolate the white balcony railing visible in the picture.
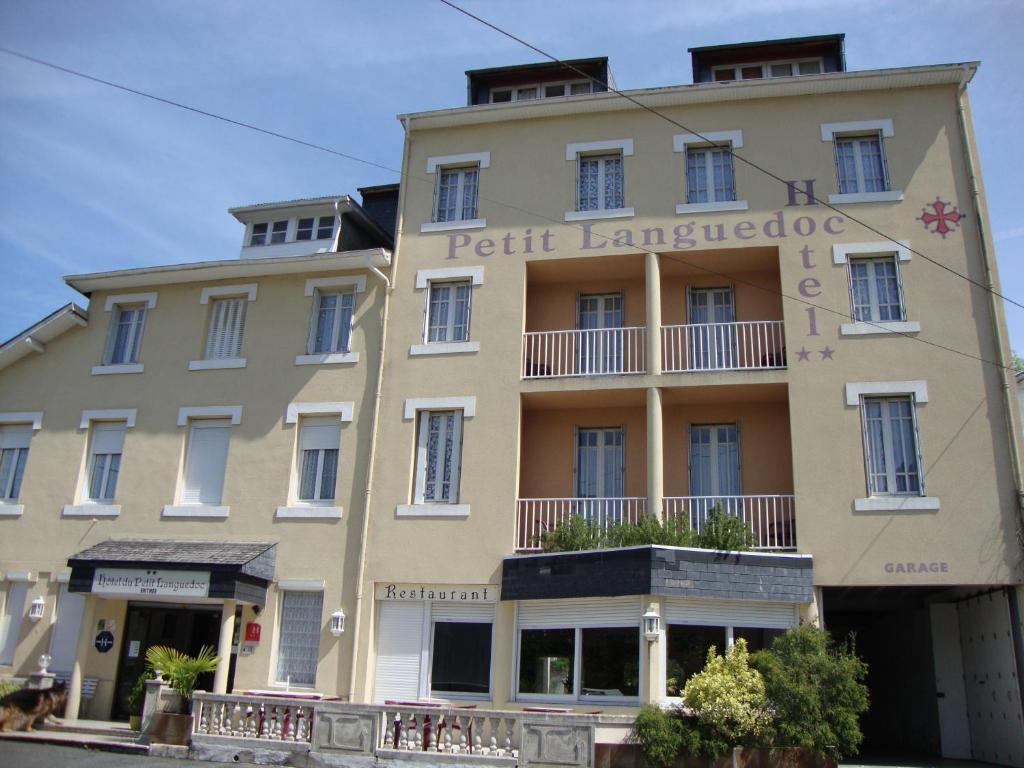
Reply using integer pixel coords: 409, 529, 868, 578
662, 321, 786, 372
663, 495, 796, 550
522, 328, 646, 378
515, 497, 648, 551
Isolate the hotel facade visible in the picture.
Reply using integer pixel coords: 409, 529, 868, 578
1, 35, 1023, 763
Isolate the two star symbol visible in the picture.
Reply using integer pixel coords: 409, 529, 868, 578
795, 346, 833, 361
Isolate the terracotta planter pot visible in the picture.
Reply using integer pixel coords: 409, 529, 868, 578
150, 712, 193, 746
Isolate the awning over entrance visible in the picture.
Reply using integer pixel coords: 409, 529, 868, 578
67, 539, 277, 607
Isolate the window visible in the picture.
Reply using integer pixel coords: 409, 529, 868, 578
490, 80, 591, 103
270, 220, 288, 244
576, 427, 623, 504
309, 290, 354, 354
834, 133, 888, 194
414, 410, 463, 504
104, 305, 147, 365
577, 153, 623, 212
712, 59, 822, 82
862, 396, 922, 496
204, 297, 247, 360
686, 147, 736, 204
297, 216, 335, 241
431, 621, 492, 694
517, 627, 639, 700
848, 257, 904, 323
577, 293, 623, 374
664, 625, 784, 697
687, 287, 737, 369
249, 223, 268, 247
181, 419, 231, 505
0, 425, 31, 501
434, 166, 479, 223
85, 423, 126, 502
275, 590, 323, 686
296, 417, 340, 503
427, 281, 471, 343
689, 424, 741, 499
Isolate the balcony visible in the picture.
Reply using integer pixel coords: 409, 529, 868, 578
661, 320, 786, 372
522, 328, 646, 378
515, 497, 648, 551
663, 495, 796, 549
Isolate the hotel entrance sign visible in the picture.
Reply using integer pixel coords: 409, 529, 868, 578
92, 568, 211, 598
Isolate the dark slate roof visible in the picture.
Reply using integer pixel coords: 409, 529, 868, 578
68, 540, 277, 581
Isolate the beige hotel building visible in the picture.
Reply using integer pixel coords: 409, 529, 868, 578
1, 35, 1022, 763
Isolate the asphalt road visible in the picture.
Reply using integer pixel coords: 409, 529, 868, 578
0, 741, 262, 767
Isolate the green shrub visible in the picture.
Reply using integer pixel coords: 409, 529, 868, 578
541, 514, 696, 552
145, 644, 220, 709
127, 673, 147, 716
0, 679, 21, 698
695, 508, 753, 551
751, 625, 869, 761
683, 638, 769, 754
630, 704, 702, 768
539, 514, 604, 552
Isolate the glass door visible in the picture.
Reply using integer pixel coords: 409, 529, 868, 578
577, 294, 623, 374
575, 427, 624, 523
688, 424, 741, 521
687, 288, 735, 369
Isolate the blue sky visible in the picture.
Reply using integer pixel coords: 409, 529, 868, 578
2, 0, 1023, 354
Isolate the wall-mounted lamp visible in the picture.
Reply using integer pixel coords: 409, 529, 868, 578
642, 603, 661, 642
28, 596, 46, 621
330, 609, 346, 636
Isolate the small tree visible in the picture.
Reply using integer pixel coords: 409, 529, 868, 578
750, 625, 869, 760
630, 704, 702, 768
145, 645, 220, 713
539, 514, 604, 551
695, 507, 753, 551
683, 639, 769, 755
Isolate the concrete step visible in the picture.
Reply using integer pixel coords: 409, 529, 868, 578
0, 729, 149, 755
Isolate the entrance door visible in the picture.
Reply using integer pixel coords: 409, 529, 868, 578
687, 287, 735, 369
577, 293, 623, 374
689, 424, 741, 522
112, 604, 221, 721
575, 427, 624, 524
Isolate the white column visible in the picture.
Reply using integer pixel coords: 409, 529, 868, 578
645, 251, 662, 375
647, 387, 664, 519
66, 594, 97, 721
213, 600, 236, 694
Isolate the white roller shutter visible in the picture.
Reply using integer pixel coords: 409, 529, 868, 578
48, 586, 85, 674
298, 418, 341, 451
517, 596, 641, 628
181, 419, 231, 504
431, 602, 494, 623
0, 426, 32, 450
373, 602, 425, 703
91, 423, 126, 455
662, 597, 797, 629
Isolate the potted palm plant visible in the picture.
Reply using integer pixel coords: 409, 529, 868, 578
145, 645, 220, 746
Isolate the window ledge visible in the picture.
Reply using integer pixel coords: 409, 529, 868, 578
275, 505, 343, 519
92, 363, 144, 375
63, 504, 120, 518
853, 496, 939, 513
0, 504, 24, 517
827, 191, 904, 204
421, 219, 487, 233
189, 358, 246, 371
840, 321, 921, 336
409, 342, 480, 356
396, 504, 470, 518
565, 207, 634, 222
161, 505, 230, 518
675, 200, 749, 215
295, 352, 359, 366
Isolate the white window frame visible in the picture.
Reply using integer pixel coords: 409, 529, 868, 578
711, 57, 824, 82
411, 268, 483, 355
844, 381, 938, 512
91, 293, 157, 375
295, 276, 365, 365
432, 166, 480, 224
820, 120, 903, 204
294, 215, 336, 242
673, 131, 748, 214
190, 284, 257, 370
398, 396, 475, 518
276, 402, 353, 519
422, 153, 490, 233
272, 586, 324, 688
833, 242, 919, 336
0, 421, 36, 515
847, 255, 905, 321
490, 80, 592, 103
565, 140, 635, 222
62, 410, 137, 518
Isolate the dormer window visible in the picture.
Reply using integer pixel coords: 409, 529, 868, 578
297, 216, 336, 242
489, 80, 592, 103
249, 220, 288, 246
247, 215, 336, 247
712, 58, 822, 82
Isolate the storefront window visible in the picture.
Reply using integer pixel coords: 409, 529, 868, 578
665, 625, 726, 697
581, 627, 639, 697
518, 629, 574, 695
431, 621, 491, 694
735, 626, 783, 653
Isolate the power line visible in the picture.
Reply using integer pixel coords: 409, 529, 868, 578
0, 45, 1014, 373
436, 0, 1024, 313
